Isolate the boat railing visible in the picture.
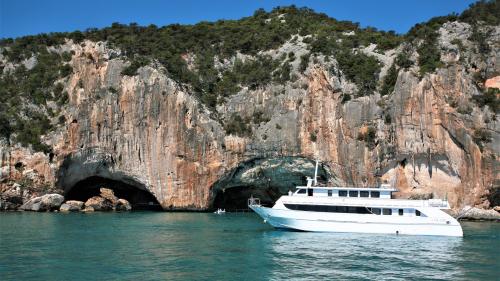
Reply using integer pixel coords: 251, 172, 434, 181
426, 199, 449, 208
248, 197, 261, 207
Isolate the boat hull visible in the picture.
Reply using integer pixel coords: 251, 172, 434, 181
250, 205, 463, 237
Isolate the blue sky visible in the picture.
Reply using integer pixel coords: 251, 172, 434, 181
1, 0, 477, 39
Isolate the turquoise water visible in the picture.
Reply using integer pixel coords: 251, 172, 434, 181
0, 212, 498, 280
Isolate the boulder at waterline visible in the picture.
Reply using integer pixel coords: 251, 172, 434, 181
59, 200, 84, 212
20, 194, 64, 212
459, 206, 500, 221
0, 195, 23, 211
99, 188, 119, 205
82, 206, 95, 212
115, 199, 132, 211
84, 196, 113, 211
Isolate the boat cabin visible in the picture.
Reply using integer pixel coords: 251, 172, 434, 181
292, 177, 397, 199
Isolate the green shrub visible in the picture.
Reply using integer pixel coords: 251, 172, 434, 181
459, 0, 499, 26
59, 64, 73, 77
469, 25, 491, 54
335, 50, 381, 96
457, 105, 473, 115
233, 56, 278, 89
108, 87, 118, 94
252, 110, 270, 124
61, 52, 73, 62
0, 48, 69, 152
121, 57, 149, 76
58, 115, 66, 125
395, 52, 414, 69
299, 53, 310, 73
53, 83, 64, 96
473, 128, 492, 151
384, 113, 392, 124
14, 111, 53, 153
224, 114, 251, 137
416, 29, 443, 76
380, 63, 398, 96
57, 91, 69, 106
341, 94, 351, 104
357, 126, 377, 148
273, 62, 292, 84
472, 88, 499, 113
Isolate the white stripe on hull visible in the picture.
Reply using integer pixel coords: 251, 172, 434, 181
250, 206, 463, 237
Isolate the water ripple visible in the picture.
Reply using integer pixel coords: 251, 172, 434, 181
0, 213, 498, 280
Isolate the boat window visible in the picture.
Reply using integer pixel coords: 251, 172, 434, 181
398, 209, 404, 216
327, 190, 332, 197
372, 208, 381, 215
382, 209, 392, 215
360, 191, 369, 197
349, 191, 358, 197
283, 204, 370, 214
297, 189, 306, 194
416, 210, 421, 216
371, 191, 380, 198
308, 189, 313, 196
339, 190, 347, 197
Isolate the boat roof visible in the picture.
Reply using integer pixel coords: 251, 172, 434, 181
282, 197, 449, 208
296, 186, 398, 192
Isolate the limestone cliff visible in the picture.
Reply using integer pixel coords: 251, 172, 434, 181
0, 7, 499, 212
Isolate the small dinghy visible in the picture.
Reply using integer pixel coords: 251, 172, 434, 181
214, 208, 226, 214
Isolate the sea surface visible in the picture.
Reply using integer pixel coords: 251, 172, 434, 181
0, 212, 498, 281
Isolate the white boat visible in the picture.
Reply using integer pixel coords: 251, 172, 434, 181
248, 162, 463, 237
214, 208, 226, 214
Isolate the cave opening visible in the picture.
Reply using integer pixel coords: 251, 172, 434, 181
212, 186, 283, 211
65, 176, 162, 211
210, 157, 329, 212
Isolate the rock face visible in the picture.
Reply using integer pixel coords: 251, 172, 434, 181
0, 20, 498, 213
20, 194, 64, 212
485, 76, 500, 89
59, 200, 84, 212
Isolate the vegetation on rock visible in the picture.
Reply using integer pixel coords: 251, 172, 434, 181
357, 126, 377, 148
473, 128, 492, 151
472, 88, 499, 114
0, 1, 498, 149
224, 114, 252, 137
0, 48, 71, 152
380, 63, 398, 96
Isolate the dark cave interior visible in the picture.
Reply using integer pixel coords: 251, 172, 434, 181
212, 186, 283, 211
65, 176, 162, 211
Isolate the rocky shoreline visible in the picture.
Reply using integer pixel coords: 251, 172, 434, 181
2, 187, 500, 221
453, 206, 500, 222
0, 188, 131, 213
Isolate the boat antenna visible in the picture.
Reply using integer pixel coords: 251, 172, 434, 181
314, 159, 319, 186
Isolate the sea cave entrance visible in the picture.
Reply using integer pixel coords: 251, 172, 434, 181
212, 186, 282, 211
211, 157, 329, 212
65, 176, 162, 211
